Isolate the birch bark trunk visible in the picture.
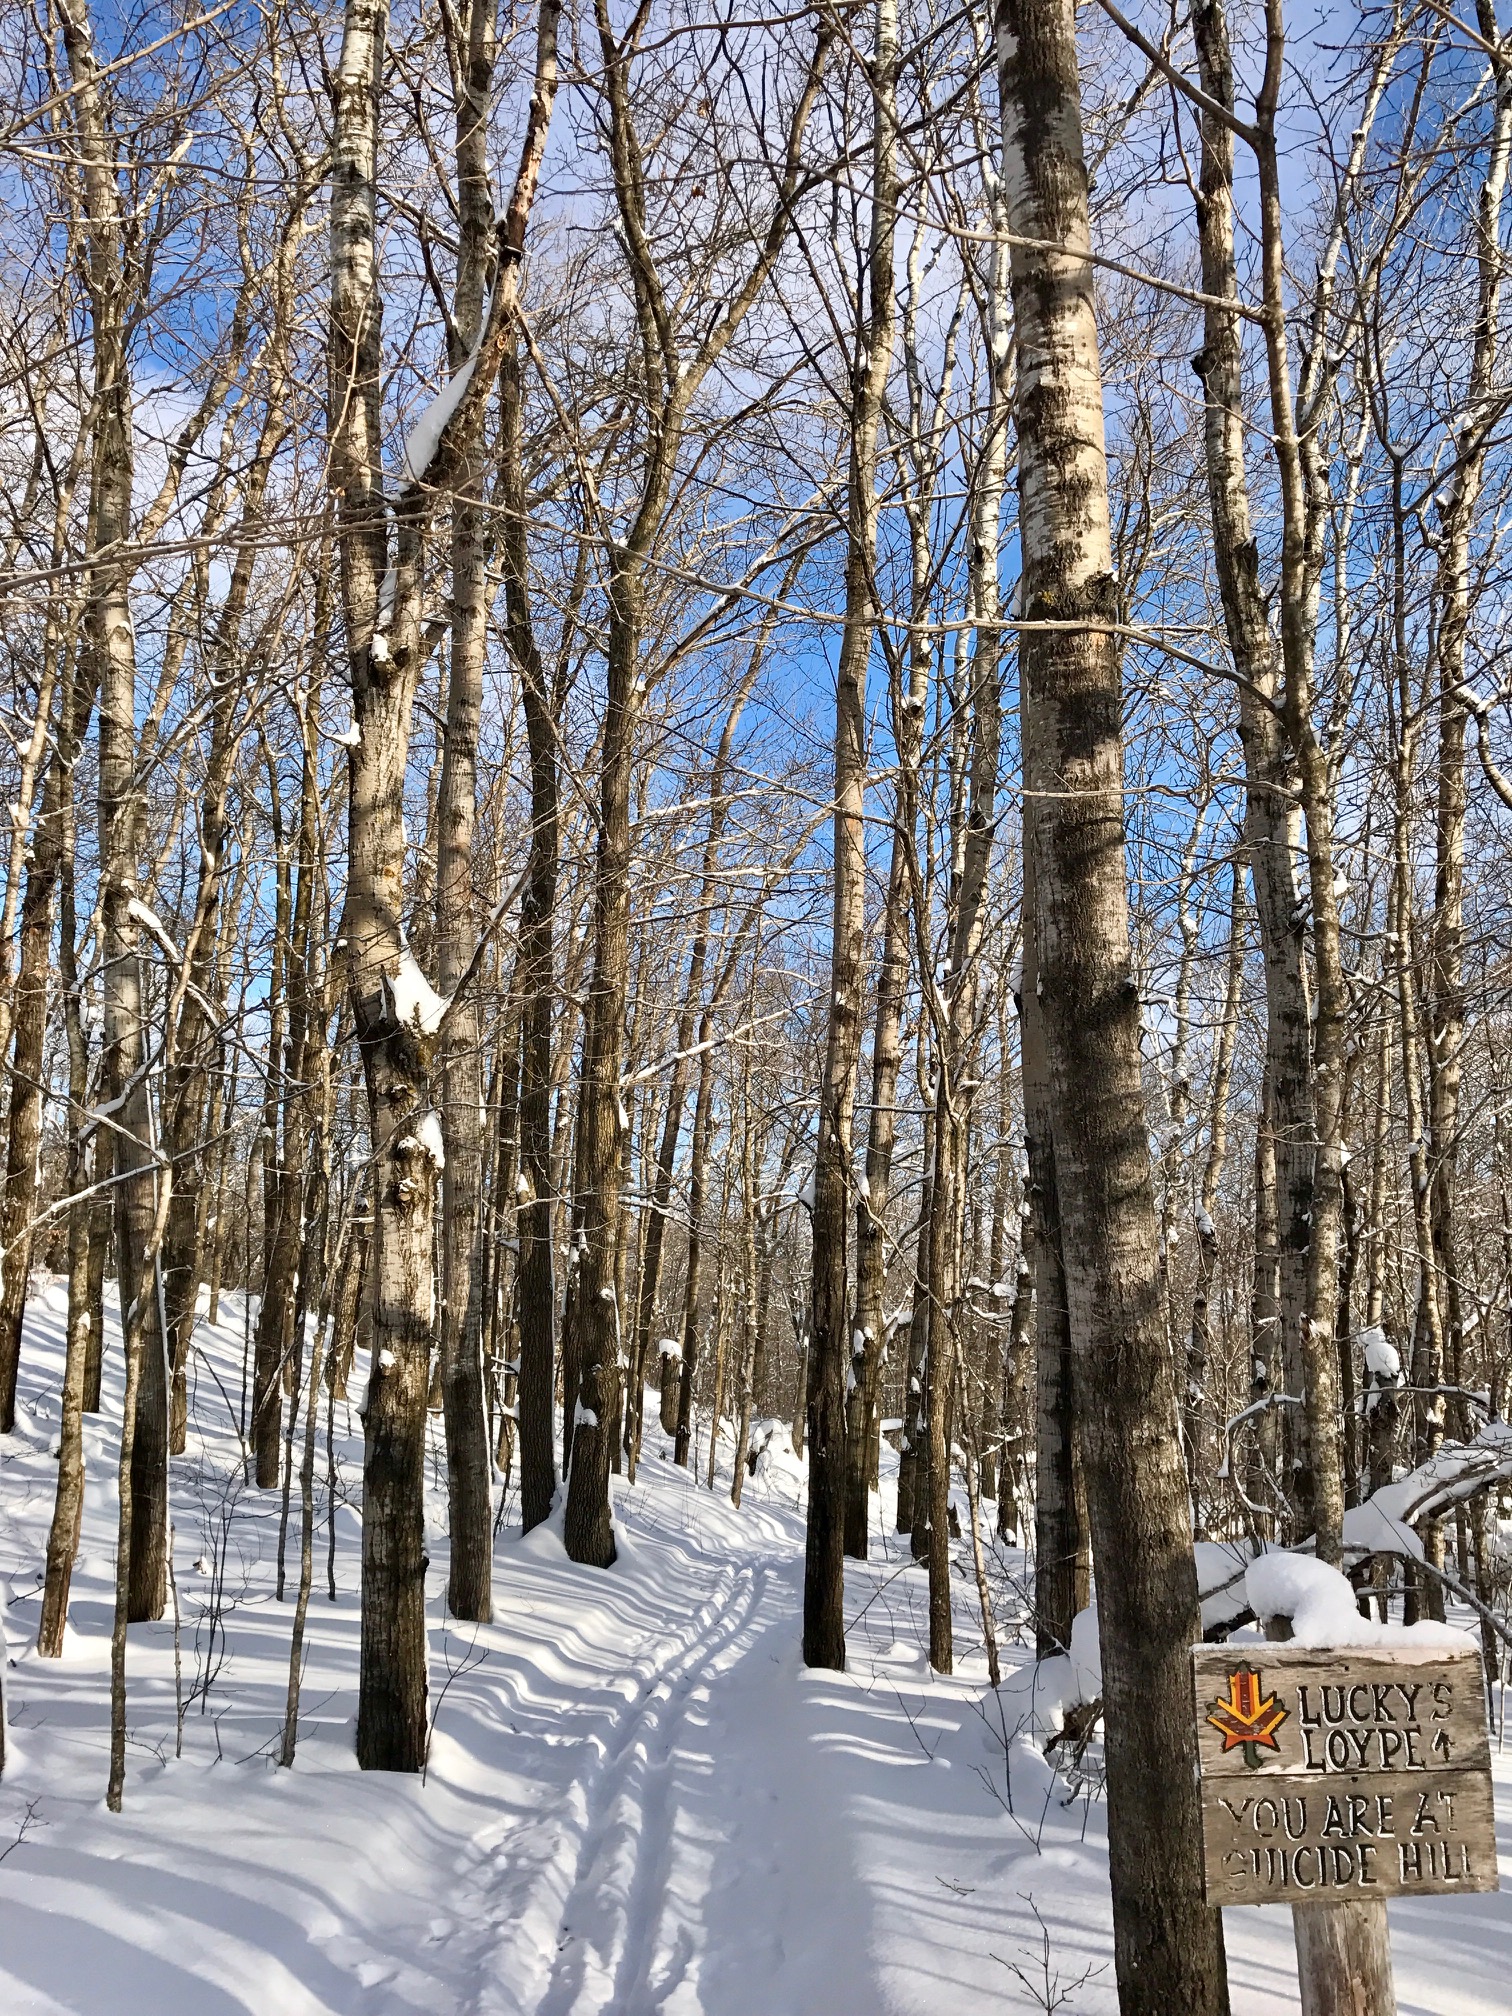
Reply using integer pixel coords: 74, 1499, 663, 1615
997, 0, 1228, 2000
1188, 863, 1243, 1523
329, 0, 559, 1764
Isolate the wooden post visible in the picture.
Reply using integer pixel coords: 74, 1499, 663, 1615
1261, 1616, 1398, 2016
1293, 1901, 1396, 2016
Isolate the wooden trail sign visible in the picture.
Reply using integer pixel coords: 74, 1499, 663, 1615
1191, 1643, 1498, 1909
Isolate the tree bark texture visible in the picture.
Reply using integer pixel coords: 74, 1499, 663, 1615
998, 0, 1229, 2004
434, 0, 500, 1622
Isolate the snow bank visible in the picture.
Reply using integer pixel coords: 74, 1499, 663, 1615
988, 1603, 1103, 1748
1246, 1552, 1471, 1649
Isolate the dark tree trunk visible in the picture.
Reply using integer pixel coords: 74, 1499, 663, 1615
505, 356, 561, 1535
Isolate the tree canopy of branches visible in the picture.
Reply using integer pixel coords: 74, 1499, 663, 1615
8, 0, 1512, 2000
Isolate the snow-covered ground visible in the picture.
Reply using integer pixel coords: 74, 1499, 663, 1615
2, 1284, 1510, 2013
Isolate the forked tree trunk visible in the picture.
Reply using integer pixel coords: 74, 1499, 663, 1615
997, 0, 1228, 2004
802, 0, 891, 1667
329, 0, 559, 1767
329, 0, 438, 1774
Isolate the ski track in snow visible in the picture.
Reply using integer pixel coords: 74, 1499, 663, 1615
526, 1560, 770, 2015
3, 1284, 1512, 2014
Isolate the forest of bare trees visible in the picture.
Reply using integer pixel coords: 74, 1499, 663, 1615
6, 0, 1512, 2004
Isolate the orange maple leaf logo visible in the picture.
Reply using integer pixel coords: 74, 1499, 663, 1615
1207, 1666, 1288, 1767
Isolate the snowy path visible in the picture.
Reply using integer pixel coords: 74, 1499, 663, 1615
4, 1290, 1512, 2013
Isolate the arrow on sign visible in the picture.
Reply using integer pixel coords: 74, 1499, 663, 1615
1207, 1667, 1289, 1769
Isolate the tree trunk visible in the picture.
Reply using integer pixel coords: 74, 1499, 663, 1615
674, 1029, 717, 1468
57, 0, 171, 1627
329, 0, 559, 1766
1188, 863, 1243, 1527
1024, 894, 1079, 1658
839, 0, 901, 1569
1191, 0, 1315, 1542
0, 644, 93, 1430
504, 336, 561, 1534
37, 751, 97, 1652
434, 0, 499, 1621
998, 0, 1229, 2004
252, 778, 293, 1486
896, 1129, 932, 1538
730, 1029, 761, 1507
161, 235, 303, 1457
1292, 1902, 1396, 2016
628, 636, 768, 1472
329, 0, 435, 1774
1427, 39, 1511, 1471
845, 827, 907, 1560
565, 5, 825, 1566
803, 0, 893, 1668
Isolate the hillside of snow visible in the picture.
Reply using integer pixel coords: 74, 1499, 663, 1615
2, 1285, 1510, 2013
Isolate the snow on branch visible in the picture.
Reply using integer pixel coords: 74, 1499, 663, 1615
1247, 1552, 1470, 1650
1342, 1419, 1512, 1562
127, 896, 185, 966
399, 350, 479, 486
386, 950, 450, 1037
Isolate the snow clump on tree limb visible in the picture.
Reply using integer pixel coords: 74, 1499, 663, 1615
388, 950, 450, 1036
1246, 1552, 1470, 1649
